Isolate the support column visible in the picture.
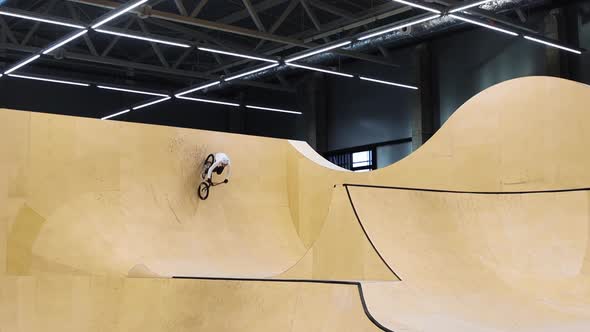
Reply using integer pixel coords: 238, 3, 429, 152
412, 42, 438, 151
0, 22, 6, 66
297, 72, 328, 153
544, 7, 580, 79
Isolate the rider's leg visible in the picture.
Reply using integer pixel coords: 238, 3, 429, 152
202, 155, 215, 180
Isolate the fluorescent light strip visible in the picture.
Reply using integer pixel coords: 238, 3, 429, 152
287, 63, 354, 78
43, 29, 88, 54
225, 63, 279, 81
246, 105, 302, 115
95, 29, 190, 48
176, 81, 221, 97
524, 35, 582, 55
4, 54, 41, 74
450, 14, 518, 36
0, 10, 85, 29
392, 0, 441, 14
8, 74, 90, 86
198, 47, 277, 63
91, 0, 148, 29
101, 109, 131, 120
98, 85, 168, 97
176, 96, 240, 107
285, 41, 352, 63
358, 14, 440, 40
360, 76, 418, 90
132, 96, 171, 110
449, 0, 494, 13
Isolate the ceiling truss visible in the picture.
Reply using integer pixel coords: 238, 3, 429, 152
0, 0, 584, 119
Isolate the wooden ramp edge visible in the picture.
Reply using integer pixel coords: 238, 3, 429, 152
1, 275, 393, 332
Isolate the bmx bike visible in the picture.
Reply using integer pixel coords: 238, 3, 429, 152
198, 154, 228, 200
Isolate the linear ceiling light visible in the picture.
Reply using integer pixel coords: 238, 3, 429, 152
198, 47, 278, 63
176, 81, 221, 97
392, 0, 441, 14
524, 35, 582, 55
287, 63, 354, 78
132, 96, 171, 110
0, 9, 85, 29
43, 29, 88, 54
98, 85, 169, 96
8, 74, 90, 86
225, 63, 279, 81
4, 54, 41, 74
101, 109, 131, 120
176, 96, 241, 107
358, 14, 440, 40
91, 0, 148, 29
285, 41, 352, 63
95, 29, 191, 48
449, 14, 518, 36
360, 76, 418, 90
246, 105, 302, 115
449, 0, 494, 13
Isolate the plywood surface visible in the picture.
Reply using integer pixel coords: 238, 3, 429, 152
351, 186, 590, 331
0, 276, 385, 332
2, 76, 590, 331
0, 109, 389, 281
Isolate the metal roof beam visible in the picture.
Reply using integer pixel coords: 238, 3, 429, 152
242, 0, 267, 32
0, 42, 294, 92
67, 0, 309, 47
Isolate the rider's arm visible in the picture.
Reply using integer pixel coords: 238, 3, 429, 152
207, 160, 221, 180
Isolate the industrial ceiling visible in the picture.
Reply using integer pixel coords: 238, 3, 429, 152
0, 0, 583, 119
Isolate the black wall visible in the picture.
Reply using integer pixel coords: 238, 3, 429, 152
434, 17, 547, 125
0, 75, 303, 139
320, 3, 590, 167
579, 10, 590, 83
325, 47, 417, 151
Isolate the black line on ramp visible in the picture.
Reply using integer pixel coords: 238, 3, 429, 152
172, 276, 395, 332
343, 183, 590, 195
344, 185, 403, 281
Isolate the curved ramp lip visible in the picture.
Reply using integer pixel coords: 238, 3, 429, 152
172, 276, 395, 332
288, 140, 351, 172
276, 185, 401, 282
342, 183, 590, 195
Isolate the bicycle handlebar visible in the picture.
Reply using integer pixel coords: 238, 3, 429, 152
208, 179, 229, 187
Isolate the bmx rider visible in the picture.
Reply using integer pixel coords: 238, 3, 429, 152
204, 152, 231, 184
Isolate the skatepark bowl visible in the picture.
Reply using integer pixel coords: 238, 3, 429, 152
1, 76, 590, 331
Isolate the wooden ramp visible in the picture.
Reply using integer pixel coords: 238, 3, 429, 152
350, 185, 590, 332
0, 276, 388, 332
0, 109, 394, 281
1, 76, 590, 331
350, 76, 590, 331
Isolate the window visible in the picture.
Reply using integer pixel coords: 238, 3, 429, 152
324, 138, 412, 172
352, 150, 373, 172
326, 149, 375, 172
